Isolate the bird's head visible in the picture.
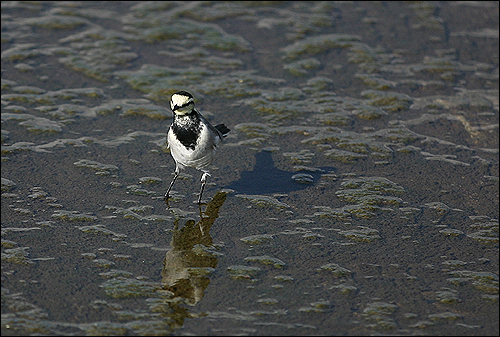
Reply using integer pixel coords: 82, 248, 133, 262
170, 91, 195, 115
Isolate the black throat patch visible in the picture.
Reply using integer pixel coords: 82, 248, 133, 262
171, 112, 202, 150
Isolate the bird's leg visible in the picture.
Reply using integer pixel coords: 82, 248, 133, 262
164, 170, 179, 201
198, 172, 210, 204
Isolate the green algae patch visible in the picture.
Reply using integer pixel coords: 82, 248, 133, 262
467, 218, 499, 245
1, 178, 17, 192
448, 270, 499, 294
52, 210, 97, 221
330, 177, 405, 218
362, 302, 398, 330
107, 203, 154, 216
138, 177, 162, 185
227, 265, 261, 280
282, 34, 361, 60
240, 234, 274, 245
100, 277, 161, 299
283, 149, 315, 164
435, 289, 461, 304
274, 275, 294, 282
312, 206, 350, 219
320, 263, 352, 277
235, 194, 290, 209
74, 159, 119, 174
284, 58, 321, 76
361, 90, 412, 111
115, 64, 213, 98
331, 284, 358, 294
339, 227, 381, 242
244, 255, 286, 268
2, 247, 33, 265
24, 15, 88, 30
428, 311, 462, 321
257, 298, 279, 305
120, 105, 171, 119
126, 185, 157, 196
338, 177, 404, 196
135, 19, 251, 52
298, 300, 332, 313
324, 149, 367, 163
2, 114, 63, 133
77, 225, 126, 239
291, 173, 314, 184
439, 228, 464, 237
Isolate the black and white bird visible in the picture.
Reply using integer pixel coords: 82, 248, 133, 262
164, 91, 230, 204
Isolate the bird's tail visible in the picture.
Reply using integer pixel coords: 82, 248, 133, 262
215, 124, 230, 137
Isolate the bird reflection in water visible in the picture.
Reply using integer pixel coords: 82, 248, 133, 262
158, 191, 227, 331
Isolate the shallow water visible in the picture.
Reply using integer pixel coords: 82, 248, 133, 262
1, 1, 498, 336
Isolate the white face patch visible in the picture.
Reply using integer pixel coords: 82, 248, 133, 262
171, 93, 194, 115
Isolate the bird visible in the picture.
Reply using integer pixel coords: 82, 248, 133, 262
164, 91, 230, 204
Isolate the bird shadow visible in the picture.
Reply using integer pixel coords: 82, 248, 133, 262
227, 150, 333, 195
